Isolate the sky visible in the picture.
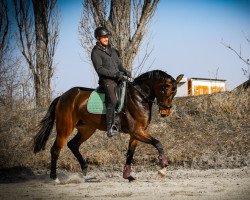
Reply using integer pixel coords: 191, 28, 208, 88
54, 0, 250, 95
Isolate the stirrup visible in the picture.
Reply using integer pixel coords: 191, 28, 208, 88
107, 124, 120, 137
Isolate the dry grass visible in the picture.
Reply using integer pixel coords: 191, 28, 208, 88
0, 88, 249, 172
149, 88, 250, 170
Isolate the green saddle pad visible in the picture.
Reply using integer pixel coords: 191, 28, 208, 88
87, 82, 126, 114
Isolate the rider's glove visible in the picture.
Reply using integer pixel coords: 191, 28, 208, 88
116, 71, 127, 81
125, 70, 132, 78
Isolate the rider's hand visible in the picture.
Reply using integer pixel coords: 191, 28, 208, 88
116, 71, 124, 78
118, 75, 127, 82
116, 71, 127, 81
125, 70, 132, 78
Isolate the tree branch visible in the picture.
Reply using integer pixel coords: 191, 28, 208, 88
13, 0, 36, 76
221, 39, 250, 66
129, 0, 158, 47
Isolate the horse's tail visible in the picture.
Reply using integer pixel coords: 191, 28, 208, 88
33, 96, 60, 154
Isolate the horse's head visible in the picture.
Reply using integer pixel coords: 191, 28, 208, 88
133, 70, 184, 117
154, 74, 184, 117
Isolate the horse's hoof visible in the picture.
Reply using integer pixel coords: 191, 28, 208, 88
50, 173, 57, 180
54, 178, 60, 184
82, 167, 88, 176
123, 164, 132, 179
158, 154, 168, 168
128, 176, 136, 182
158, 168, 166, 177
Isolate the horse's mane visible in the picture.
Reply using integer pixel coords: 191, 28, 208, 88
133, 70, 174, 84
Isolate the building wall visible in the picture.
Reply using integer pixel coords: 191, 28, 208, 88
176, 77, 188, 97
176, 78, 226, 97
188, 79, 226, 96
176, 82, 188, 97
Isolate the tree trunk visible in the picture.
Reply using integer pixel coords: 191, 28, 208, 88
32, 0, 51, 108
108, 0, 131, 69
79, 0, 159, 74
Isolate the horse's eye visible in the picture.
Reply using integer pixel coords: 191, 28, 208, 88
161, 86, 167, 95
162, 86, 167, 91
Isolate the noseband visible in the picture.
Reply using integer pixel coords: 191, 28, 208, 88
157, 101, 172, 110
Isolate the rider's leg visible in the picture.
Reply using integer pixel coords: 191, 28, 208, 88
100, 79, 119, 137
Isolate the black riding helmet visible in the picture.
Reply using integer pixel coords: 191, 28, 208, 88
94, 27, 111, 39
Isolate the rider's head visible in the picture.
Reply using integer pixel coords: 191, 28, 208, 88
94, 27, 110, 46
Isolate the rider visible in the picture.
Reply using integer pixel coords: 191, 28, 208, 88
91, 26, 131, 137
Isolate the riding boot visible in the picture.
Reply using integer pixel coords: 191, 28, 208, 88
114, 113, 121, 131
106, 109, 119, 137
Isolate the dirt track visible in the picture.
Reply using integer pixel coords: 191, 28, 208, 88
0, 167, 249, 200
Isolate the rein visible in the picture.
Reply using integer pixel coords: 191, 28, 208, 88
122, 75, 173, 112
132, 84, 155, 104
131, 84, 172, 109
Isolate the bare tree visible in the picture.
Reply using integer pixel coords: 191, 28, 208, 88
0, 0, 11, 107
222, 34, 250, 80
0, 0, 9, 65
13, 0, 59, 108
79, 0, 159, 73
0, 0, 33, 109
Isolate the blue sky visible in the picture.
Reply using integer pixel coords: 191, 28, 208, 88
54, 0, 250, 94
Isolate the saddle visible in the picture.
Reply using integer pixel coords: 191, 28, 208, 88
87, 81, 127, 114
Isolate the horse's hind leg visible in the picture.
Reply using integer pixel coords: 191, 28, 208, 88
67, 126, 95, 176
123, 137, 138, 181
50, 133, 71, 180
50, 119, 74, 180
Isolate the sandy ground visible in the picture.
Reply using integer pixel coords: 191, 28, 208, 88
0, 167, 249, 200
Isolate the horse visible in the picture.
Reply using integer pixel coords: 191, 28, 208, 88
33, 70, 183, 181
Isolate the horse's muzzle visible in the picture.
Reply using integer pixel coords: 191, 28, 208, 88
161, 114, 167, 118
160, 109, 171, 117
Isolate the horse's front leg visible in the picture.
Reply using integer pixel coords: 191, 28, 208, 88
123, 137, 138, 181
134, 130, 168, 169
152, 138, 168, 168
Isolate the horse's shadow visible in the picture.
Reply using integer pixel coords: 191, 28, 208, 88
0, 166, 97, 184
0, 166, 37, 184
0, 166, 58, 184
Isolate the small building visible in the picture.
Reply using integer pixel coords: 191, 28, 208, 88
176, 77, 188, 97
176, 77, 226, 97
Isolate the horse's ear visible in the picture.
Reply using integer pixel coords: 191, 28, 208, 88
176, 74, 184, 84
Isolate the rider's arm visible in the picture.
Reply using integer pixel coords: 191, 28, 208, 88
117, 61, 131, 78
114, 49, 130, 76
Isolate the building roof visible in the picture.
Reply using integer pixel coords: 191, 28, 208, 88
189, 77, 226, 82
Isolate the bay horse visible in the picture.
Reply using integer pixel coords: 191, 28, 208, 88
33, 70, 183, 181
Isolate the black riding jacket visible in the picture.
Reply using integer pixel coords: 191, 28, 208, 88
91, 42, 128, 80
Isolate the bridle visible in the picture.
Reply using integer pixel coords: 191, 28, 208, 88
132, 83, 173, 110
158, 85, 173, 110
157, 101, 172, 110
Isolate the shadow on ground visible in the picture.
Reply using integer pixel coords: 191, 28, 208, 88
0, 166, 38, 184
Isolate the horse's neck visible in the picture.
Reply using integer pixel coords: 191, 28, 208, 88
132, 81, 155, 102
128, 82, 155, 111
126, 83, 154, 125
